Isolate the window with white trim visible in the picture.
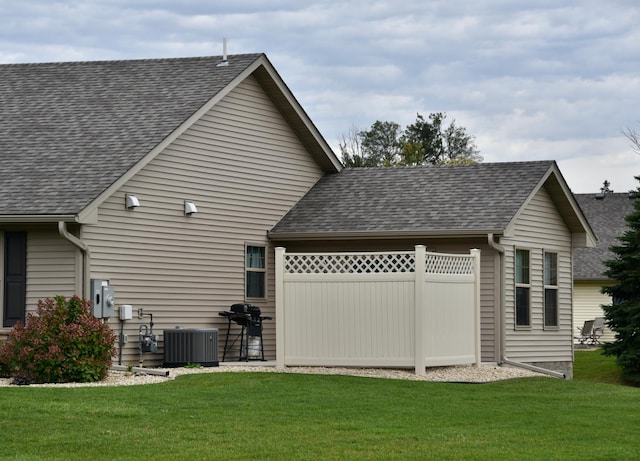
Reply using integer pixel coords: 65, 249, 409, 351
515, 249, 530, 327
245, 245, 266, 299
544, 252, 558, 328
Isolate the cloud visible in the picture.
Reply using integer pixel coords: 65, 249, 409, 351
1, 0, 639, 193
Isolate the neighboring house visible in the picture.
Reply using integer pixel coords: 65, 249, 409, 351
270, 162, 595, 378
573, 191, 636, 343
0, 54, 341, 364
0, 53, 595, 378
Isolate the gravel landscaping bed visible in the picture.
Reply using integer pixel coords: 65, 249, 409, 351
0, 363, 544, 387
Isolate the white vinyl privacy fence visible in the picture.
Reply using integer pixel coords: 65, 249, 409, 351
275, 245, 481, 375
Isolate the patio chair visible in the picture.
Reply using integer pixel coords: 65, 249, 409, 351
591, 317, 605, 345
574, 320, 595, 348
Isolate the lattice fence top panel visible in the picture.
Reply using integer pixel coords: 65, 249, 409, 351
284, 253, 415, 274
425, 253, 474, 275
284, 251, 476, 275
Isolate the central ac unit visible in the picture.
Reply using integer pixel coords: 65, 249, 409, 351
163, 328, 219, 367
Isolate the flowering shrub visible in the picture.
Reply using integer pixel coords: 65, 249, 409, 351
0, 295, 116, 384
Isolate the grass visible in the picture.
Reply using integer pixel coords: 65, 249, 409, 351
573, 348, 628, 385
0, 353, 638, 460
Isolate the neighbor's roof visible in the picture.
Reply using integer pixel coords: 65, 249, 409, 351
270, 160, 593, 242
574, 192, 636, 280
0, 53, 340, 221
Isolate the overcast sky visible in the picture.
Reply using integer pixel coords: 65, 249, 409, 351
2, 0, 639, 193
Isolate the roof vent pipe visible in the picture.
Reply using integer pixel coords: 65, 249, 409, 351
217, 38, 229, 67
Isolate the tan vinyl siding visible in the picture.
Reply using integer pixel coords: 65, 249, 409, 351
0, 226, 80, 327
479, 248, 499, 362
501, 185, 573, 363
26, 229, 81, 309
574, 280, 614, 343
81, 74, 324, 365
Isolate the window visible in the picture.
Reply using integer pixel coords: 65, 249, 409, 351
245, 245, 266, 299
515, 249, 530, 327
544, 252, 558, 328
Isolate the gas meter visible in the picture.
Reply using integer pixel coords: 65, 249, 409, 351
139, 325, 158, 353
140, 333, 158, 353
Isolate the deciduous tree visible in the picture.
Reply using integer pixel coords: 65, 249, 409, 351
401, 112, 482, 165
338, 125, 368, 168
337, 112, 482, 167
360, 120, 402, 166
623, 127, 640, 155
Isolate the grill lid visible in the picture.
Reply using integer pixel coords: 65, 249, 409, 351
230, 303, 261, 316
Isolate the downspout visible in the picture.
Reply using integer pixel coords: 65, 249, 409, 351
58, 221, 90, 299
488, 233, 566, 379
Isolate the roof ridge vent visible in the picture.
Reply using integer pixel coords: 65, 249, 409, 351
217, 38, 229, 67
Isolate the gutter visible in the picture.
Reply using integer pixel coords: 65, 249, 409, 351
0, 214, 77, 223
487, 233, 566, 379
268, 229, 504, 242
58, 221, 91, 299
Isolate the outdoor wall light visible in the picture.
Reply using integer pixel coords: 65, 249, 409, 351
184, 200, 198, 215
125, 194, 140, 209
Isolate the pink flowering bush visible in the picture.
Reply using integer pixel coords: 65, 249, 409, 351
0, 295, 116, 384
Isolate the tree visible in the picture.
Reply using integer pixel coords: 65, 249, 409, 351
338, 112, 482, 167
623, 127, 640, 155
339, 121, 404, 167
401, 112, 482, 165
601, 176, 640, 384
400, 113, 443, 165
441, 120, 483, 164
338, 125, 368, 167
360, 120, 403, 166
601, 179, 613, 194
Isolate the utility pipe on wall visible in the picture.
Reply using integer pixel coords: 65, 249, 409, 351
487, 233, 566, 379
58, 221, 91, 299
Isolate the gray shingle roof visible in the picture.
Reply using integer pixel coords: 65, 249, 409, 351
0, 54, 263, 216
573, 192, 636, 280
270, 161, 556, 236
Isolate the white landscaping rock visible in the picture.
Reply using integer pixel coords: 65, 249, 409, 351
0, 364, 544, 388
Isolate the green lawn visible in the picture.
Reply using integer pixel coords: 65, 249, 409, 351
573, 348, 628, 385
0, 352, 638, 460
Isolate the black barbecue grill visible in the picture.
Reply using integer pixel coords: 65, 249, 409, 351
219, 303, 271, 361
